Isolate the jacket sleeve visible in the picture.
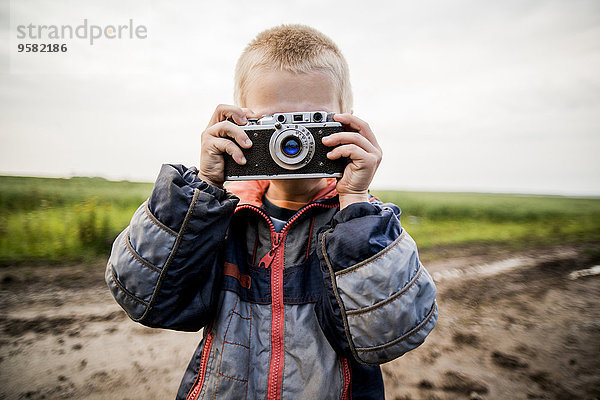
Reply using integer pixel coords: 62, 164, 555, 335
105, 164, 239, 331
315, 200, 438, 365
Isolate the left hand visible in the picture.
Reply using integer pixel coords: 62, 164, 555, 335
322, 113, 382, 209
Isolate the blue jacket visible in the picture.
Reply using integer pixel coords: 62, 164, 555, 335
106, 164, 438, 400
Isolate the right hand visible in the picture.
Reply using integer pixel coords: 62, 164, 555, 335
198, 104, 258, 187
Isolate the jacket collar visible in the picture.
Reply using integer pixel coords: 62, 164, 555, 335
225, 179, 338, 208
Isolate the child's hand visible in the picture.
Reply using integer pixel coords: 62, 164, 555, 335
198, 104, 258, 187
322, 114, 383, 209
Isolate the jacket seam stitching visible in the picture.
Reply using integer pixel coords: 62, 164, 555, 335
214, 296, 239, 399
245, 305, 253, 400
144, 200, 178, 237
345, 263, 424, 316
135, 188, 201, 322
223, 340, 250, 349
335, 230, 406, 277
283, 264, 305, 276
220, 284, 271, 302
220, 284, 319, 303
124, 228, 161, 273
108, 266, 148, 306
217, 372, 248, 383
232, 310, 251, 320
321, 228, 364, 364
283, 294, 319, 301
354, 301, 438, 353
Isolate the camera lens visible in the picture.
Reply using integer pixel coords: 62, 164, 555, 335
313, 112, 323, 122
281, 136, 302, 157
277, 114, 286, 123
270, 125, 315, 169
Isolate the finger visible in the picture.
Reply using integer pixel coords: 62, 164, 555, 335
206, 121, 253, 148
210, 137, 247, 165
209, 104, 248, 127
322, 132, 379, 155
326, 144, 371, 164
333, 113, 380, 149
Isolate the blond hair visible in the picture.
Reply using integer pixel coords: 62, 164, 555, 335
234, 24, 353, 113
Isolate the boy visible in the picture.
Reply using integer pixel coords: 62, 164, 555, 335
106, 24, 438, 400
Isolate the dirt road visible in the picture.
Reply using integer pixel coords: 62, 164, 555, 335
1, 243, 599, 399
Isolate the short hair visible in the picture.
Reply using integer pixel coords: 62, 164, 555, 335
234, 24, 353, 113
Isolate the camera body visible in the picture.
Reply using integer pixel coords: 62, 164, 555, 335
224, 111, 346, 181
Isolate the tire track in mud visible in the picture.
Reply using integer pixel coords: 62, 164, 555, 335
383, 243, 600, 400
428, 245, 587, 284
0, 310, 126, 336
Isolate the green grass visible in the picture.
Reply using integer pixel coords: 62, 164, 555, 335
372, 190, 600, 250
0, 176, 153, 264
0, 175, 598, 264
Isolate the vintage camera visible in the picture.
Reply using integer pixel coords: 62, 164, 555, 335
224, 111, 347, 180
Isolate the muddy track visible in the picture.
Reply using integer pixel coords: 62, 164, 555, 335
383, 243, 600, 400
0, 311, 126, 336
1, 243, 599, 399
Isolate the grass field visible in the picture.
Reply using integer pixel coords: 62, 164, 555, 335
0, 175, 598, 264
371, 190, 600, 250
0, 176, 153, 264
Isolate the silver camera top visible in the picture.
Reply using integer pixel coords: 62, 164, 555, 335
248, 111, 335, 126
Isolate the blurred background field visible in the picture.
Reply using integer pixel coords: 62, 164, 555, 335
0, 175, 599, 265
372, 190, 600, 253
0, 176, 153, 264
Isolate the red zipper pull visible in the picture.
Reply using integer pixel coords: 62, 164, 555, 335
259, 233, 283, 269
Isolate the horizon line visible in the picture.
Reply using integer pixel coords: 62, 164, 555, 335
1, 173, 599, 199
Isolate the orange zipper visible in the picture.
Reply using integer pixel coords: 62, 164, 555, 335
236, 201, 338, 400
186, 331, 215, 400
340, 357, 351, 400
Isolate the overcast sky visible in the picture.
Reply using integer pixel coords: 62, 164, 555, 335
1, 0, 599, 195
